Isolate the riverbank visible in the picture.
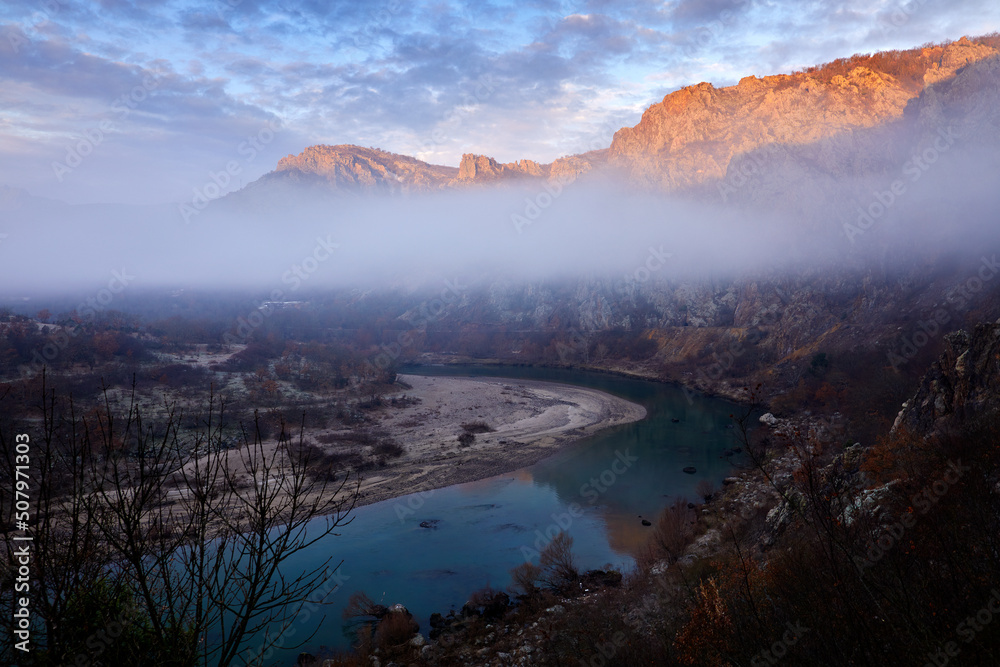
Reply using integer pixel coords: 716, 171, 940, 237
352, 374, 647, 507
408, 354, 761, 406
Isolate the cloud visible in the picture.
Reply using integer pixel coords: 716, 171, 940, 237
668, 0, 752, 29
0, 1, 998, 204
3, 130, 997, 298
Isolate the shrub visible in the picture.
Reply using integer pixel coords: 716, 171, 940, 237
373, 611, 418, 650
640, 498, 695, 568
287, 441, 363, 479
460, 421, 494, 434
695, 479, 715, 503
150, 363, 209, 388
509, 561, 543, 598
539, 531, 579, 593
463, 586, 510, 620
372, 440, 404, 459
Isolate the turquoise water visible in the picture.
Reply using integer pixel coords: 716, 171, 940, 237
255, 365, 746, 662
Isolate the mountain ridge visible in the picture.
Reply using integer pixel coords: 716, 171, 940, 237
246, 35, 999, 197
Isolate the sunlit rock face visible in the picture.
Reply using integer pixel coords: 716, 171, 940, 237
272, 144, 458, 193
263, 144, 605, 194
255, 38, 998, 204
607, 37, 998, 192
456, 154, 543, 181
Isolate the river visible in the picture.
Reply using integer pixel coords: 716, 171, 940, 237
255, 364, 746, 662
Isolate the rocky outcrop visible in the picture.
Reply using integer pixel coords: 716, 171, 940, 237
893, 321, 1000, 435
550, 149, 608, 182
452, 149, 608, 185
608, 37, 998, 192
256, 145, 606, 194
907, 47, 1000, 149
269, 144, 458, 193
456, 154, 545, 181
921, 36, 996, 85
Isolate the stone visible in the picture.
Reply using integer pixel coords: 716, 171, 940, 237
759, 412, 778, 426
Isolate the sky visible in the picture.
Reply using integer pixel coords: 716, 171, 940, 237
1, 0, 999, 205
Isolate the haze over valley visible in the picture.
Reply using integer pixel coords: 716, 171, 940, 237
2, 3, 1000, 665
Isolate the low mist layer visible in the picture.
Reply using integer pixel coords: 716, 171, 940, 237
2, 143, 998, 301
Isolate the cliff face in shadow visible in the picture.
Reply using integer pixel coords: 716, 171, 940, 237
893, 320, 1000, 435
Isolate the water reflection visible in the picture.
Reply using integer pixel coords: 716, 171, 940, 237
256, 365, 746, 663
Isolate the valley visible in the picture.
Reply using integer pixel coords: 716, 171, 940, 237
1, 27, 1000, 667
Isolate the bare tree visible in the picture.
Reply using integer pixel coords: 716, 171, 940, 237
648, 497, 696, 566
1, 376, 359, 666
538, 531, 578, 593
695, 478, 715, 503
0, 375, 140, 664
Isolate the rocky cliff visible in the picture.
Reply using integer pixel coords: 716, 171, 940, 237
255, 144, 607, 195
893, 321, 1000, 435
248, 36, 998, 197
267, 144, 458, 193
608, 37, 997, 191
456, 154, 544, 181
